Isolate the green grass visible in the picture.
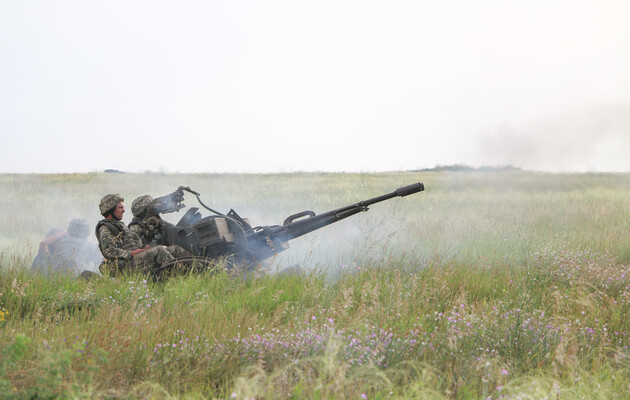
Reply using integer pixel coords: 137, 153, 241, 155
1, 170, 630, 399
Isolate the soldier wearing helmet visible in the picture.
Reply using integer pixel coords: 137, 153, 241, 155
67, 218, 91, 239
128, 195, 158, 246
96, 193, 186, 276
32, 219, 103, 276
132, 195, 154, 220
52, 218, 102, 275
129, 194, 190, 258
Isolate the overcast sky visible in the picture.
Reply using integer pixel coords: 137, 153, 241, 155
1, 0, 629, 173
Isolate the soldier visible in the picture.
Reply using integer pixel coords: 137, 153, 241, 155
32, 219, 103, 276
96, 194, 185, 276
51, 218, 103, 275
129, 195, 158, 246
32, 227, 66, 273
129, 194, 190, 258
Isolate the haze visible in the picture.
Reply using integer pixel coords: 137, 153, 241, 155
1, 1, 629, 173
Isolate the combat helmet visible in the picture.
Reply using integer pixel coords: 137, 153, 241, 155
67, 218, 89, 238
99, 194, 124, 216
132, 195, 154, 217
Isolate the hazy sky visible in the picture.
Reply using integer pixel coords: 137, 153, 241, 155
1, 0, 629, 173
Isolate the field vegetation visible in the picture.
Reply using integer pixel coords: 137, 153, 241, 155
1, 170, 630, 399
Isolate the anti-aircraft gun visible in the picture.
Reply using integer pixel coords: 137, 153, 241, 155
144, 183, 424, 267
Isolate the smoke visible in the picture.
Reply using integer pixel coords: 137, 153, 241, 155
0, 177, 101, 257
474, 105, 630, 172
235, 197, 391, 272
0, 173, 398, 272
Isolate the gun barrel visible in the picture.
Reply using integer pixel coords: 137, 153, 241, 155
360, 182, 425, 207
267, 182, 425, 243
396, 182, 424, 197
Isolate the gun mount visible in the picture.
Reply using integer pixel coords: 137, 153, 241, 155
147, 183, 424, 266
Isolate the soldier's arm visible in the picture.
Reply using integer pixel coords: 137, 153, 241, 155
130, 247, 148, 256
97, 226, 132, 261
128, 224, 141, 236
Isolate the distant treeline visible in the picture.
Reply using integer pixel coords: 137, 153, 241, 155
415, 164, 521, 172
103, 165, 522, 174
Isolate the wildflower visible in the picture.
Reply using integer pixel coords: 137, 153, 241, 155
501, 369, 509, 376
361, 393, 368, 399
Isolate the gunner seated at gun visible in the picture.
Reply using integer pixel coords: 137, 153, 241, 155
96, 194, 191, 276
128, 194, 190, 259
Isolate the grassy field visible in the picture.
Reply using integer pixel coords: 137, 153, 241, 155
1, 170, 630, 399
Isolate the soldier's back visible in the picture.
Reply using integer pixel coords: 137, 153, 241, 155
51, 237, 103, 275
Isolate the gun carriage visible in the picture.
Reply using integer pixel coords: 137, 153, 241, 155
144, 183, 424, 270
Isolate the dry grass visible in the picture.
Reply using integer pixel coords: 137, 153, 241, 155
1, 170, 630, 399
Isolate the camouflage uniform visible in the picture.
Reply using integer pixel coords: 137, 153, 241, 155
129, 194, 191, 259
97, 194, 183, 276
129, 195, 161, 246
32, 219, 103, 276
128, 216, 162, 246
127, 217, 190, 258
96, 218, 178, 275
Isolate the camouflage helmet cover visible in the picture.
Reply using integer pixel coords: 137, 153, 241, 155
132, 195, 154, 217
67, 218, 90, 238
99, 194, 124, 216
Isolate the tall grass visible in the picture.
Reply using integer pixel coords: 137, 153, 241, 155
1, 170, 630, 399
